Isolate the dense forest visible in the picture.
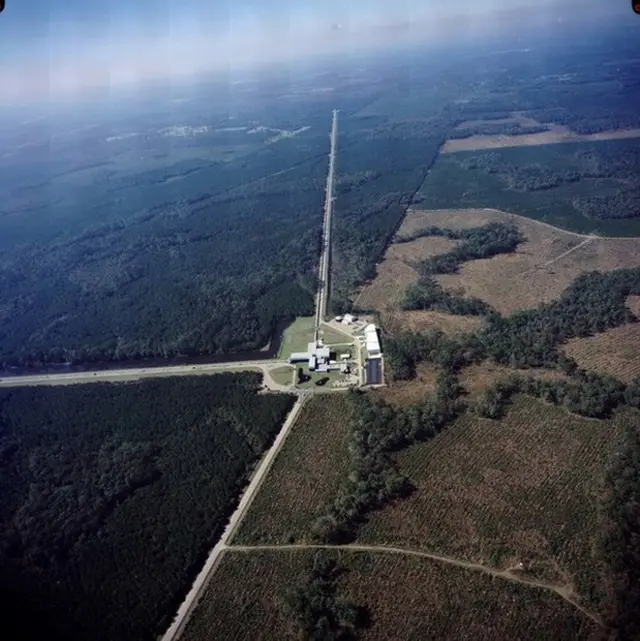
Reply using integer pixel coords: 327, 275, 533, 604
0, 374, 295, 641
456, 146, 640, 219
449, 122, 549, 139
282, 552, 361, 640
420, 138, 640, 236
0, 150, 328, 366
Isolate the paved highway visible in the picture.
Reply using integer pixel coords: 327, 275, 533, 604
315, 109, 339, 340
0, 360, 290, 389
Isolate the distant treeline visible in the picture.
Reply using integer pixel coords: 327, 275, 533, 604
0, 374, 295, 641
449, 123, 549, 139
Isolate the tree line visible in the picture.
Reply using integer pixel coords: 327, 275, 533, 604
397, 222, 523, 316
0, 374, 295, 641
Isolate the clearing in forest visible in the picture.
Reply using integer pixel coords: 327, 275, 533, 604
442, 125, 640, 153
376, 362, 441, 408
277, 316, 316, 359
180, 548, 598, 641
400, 209, 640, 315
232, 394, 355, 545
562, 297, 640, 383
356, 396, 634, 614
355, 235, 459, 313
458, 362, 568, 399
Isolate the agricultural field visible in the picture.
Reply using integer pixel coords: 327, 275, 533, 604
458, 362, 568, 399
443, 123, 640, 153
0, 374, 295, 641
396, 209, 640, 315
376, 362, 440, 408
232, 394, 355, 545
277, 316, 316, 360
357, 396, 634, 614
383, 309, 485, 337
417, 138, 640, 237
181, 548, 598, 641
562, 298, 640, 383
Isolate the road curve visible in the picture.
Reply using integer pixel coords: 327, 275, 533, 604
227, 543, 602, 626
161, 395, 307, 641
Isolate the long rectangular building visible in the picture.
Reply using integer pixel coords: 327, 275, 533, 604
364, 323, 381, 357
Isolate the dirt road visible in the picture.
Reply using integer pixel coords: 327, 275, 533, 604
228, 542, 602, 626
161, 395, 307, 641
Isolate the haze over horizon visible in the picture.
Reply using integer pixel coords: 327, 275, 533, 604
0, 0, 631, 105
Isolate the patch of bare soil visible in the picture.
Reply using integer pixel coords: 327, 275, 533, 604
403, 209, 640, 315
442, 126, 640, 153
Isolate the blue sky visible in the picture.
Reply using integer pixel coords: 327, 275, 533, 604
0, 0, 627, 103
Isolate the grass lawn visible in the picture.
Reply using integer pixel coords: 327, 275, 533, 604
318, 324, 355, 346
295, 370, 347, 389
270, 366, 295, 387
278, 316, 316, 360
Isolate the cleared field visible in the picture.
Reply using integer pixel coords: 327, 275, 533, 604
459, 362, 568, 399
357, 396, 634, 613
383, 308, 485, 337
181, 548, 598, 641
277, 316, 316, 359
443, 126, 640, 153
232, 394, 354, 545
377, 362, 440, 408
355, 236, 459, 313
563, 298, 640, 382
318, 324, 355, 346
401, 209, 640, 315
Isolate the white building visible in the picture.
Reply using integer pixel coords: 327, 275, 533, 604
289, 341, 331, 370
342, 313, 356, 326
364, 323, 381, 358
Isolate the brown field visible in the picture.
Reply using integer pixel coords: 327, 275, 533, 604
357, 397, 635, 612
376, 362, 440, 408
181, 548, 598, 641
563, 298, 640, 383
442, 126, 640, 153
459, 362, 568, 399
383, 308, 485, 337
400, 209, 640, 315
355, 236, 459, 313
232, 394, 354, 545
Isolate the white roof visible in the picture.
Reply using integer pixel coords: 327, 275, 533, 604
364, 323, 377, 334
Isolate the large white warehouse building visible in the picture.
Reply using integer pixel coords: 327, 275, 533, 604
364, 324, 381, 357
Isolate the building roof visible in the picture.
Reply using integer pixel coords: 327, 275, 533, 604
365, 358, 382, 385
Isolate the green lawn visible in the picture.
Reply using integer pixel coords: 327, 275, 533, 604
278, 317, 316, 360
296, 370, 347, 389
318, 325, 355, 347
270, 366, 295, 387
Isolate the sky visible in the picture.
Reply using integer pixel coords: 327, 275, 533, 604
0, 0, 631, 104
